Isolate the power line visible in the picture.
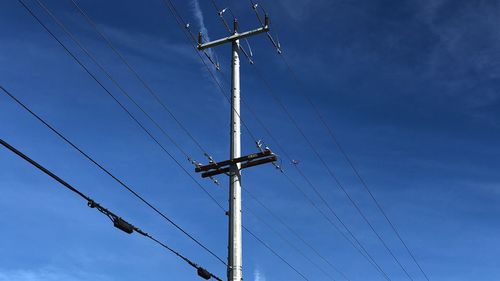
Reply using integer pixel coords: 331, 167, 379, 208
248, 2, 430, 279
245, 200, 341, 281
280, 168, 391, 281
159, 0, 261, 145
16, 0, 224, 211
1, 84, 225, 266
239, 86, 391, 279
67, 0, 212, 162
2, 83, 311, 281
34, 0, 191, 161
243, 225, 310, 281
246, 61, 401, 280
17, 0, 228, 263
234, 2, 421, 280
0, 137, 223, 281
281, 55, 430, 281
251, 57, 410, 280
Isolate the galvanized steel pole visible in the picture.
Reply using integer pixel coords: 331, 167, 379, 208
228, 20, 242, 281
198, 17, 270, 281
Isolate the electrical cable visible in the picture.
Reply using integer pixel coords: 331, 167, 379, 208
0, 137, 223, 281
247, 2, 431, 279
282, 56, 430, 281
3, 2, 226, 258
68, 0, 212, 162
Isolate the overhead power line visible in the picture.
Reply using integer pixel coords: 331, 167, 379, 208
66, 0, 212, 162
237, 2, 423, 280
245, 1, 430, 279
280, 55, 431, 281
244, 58, 398, 280
17, 0, 226, 220
19, 1, 230, 267
0, 84, 225, 265
248, 3, 430, 279
0, 138, 223, 281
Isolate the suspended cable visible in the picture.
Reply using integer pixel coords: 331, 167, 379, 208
282, 55, 430, 281
13, 2, 231, 248
245, 207, 339, 281
158, 0, 261, 145
1, 84, 225, 266
16, 0, 224, 211
243, 225, 310, 281
67, 0, 212, 163
242, 4, 422, 280
248, 56, 411, 280
0, 138, 223, 281
247, 1, 431, 279
34, 0, 191, 160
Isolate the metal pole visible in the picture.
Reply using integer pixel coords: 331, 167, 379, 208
197, 17, 270, 281
228, 19, 242, 281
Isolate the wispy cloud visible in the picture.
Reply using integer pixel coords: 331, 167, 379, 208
191, 0, 215, 59
0, 267, 111, 281
189, 0, 224, 98
191, 0, 210, 41
254, 267, 266, 281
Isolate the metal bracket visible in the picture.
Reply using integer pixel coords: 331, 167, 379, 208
195, 150, 277, 178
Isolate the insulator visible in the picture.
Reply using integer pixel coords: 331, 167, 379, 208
264, 14, 270, 27
113, 217, 134, 234
198, 32, 203, 45
233, 19, 238, 33
197, 267, 212, 280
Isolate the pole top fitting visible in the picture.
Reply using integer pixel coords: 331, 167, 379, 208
233, 19, 238, 33
198, 32, 203, 45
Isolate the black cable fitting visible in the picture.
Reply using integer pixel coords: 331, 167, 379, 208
87, 200, 96, 208
197, 267, 212, 280
113, 217, 134, 234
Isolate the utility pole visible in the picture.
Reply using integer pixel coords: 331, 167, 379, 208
196, 16, 272, 281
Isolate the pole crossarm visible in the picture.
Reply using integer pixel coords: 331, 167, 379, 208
195, 150, 272, 172
198, 25, 269, 50
195, 150, 277, 178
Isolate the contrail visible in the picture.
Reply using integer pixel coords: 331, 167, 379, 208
191, 0, 221, 82
191, 0, 210, 41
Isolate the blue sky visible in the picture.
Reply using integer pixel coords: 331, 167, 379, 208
1, 0, 500, 280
